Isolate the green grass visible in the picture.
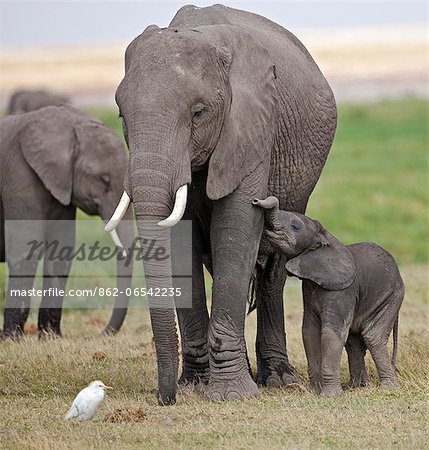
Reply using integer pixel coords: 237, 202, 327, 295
87, 107, 123, 139
307, 99, 428, 265
0, 99, 428, 449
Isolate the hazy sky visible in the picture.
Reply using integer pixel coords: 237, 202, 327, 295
0, 1, 427, 47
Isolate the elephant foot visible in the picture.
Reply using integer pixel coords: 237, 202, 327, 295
348, 376, 368, 388
101, 326, 119, 336
38, 322, 63, 340
178, 364, 210, 388
256, 359, 300, 387
320, 385, 344, 398
1, 326, 24, 341
206, 309, 259, 402
38, 329, 63, 340
380, 378, 400, 391
0, 333, 22, 342
205, 372, 259, 402
178, 342, 210, 387
308, 379, 322, 394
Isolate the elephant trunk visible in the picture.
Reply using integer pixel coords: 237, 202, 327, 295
125, 132, 190, 405
252, 196, 282, 230
134, 193, 179, 405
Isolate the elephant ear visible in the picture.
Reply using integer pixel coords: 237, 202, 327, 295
19, 118, 75, 206
206, 28, 278, 200
286, 230, 357, 291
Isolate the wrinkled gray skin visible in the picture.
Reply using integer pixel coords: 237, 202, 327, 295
6, 90, 70, 115
117, 4, 337, 404
0, 105, 133, 338
253, 196, 404, 397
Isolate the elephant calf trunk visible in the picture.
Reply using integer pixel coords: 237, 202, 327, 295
252, 196, 282, 230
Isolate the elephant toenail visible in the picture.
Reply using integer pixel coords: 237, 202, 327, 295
209, 392, 222, 402
266, 376, 281, 387
226, 391, 240, 401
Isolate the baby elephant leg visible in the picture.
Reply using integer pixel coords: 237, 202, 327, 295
345, 334, 368, 388
320, 326, 348, 397
302, 313, 322, 393
364, 339, 399, 390
362, 286, 403, 391
363, 330, 400, 391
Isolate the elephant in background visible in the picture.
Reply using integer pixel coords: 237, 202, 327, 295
107, 4, 337, 404
6, 89, 70, 115
253, 196, 404, 397
0, 105, 133, 338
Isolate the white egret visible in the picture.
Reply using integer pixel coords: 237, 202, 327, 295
64, 380, 112, 421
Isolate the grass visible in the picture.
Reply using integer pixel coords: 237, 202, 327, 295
0, 265, 427, 449
307, 99, 428, 265
0, 99, 428, 449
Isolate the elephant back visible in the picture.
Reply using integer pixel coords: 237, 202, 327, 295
170, 5, 337, 214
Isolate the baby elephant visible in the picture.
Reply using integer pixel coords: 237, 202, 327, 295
253, 196, 404, 397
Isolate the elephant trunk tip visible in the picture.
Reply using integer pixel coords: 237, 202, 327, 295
252, 196, 279, 210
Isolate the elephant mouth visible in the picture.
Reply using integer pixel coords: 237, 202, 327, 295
265, 228, 294, 252
265, 228, 281, 240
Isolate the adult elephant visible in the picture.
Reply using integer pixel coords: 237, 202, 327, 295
6, 89, 70, 115
0, 105, 133, 338
107, 4, 337, 404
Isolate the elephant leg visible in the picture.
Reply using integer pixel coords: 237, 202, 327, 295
345, 333, 368, 388
176, 223, 210, 386
362, 327, 399, 391
205, 170, 266, 401
3, 258, 38, 339
321, 320, 351, 397
302, 312, 322, 393
320, 326, 347, 397
37, 256, 73, 338
38, 218, 75, 338
0, 200, 4, 262
255, 253, 298, 386
367, 343, 399, 390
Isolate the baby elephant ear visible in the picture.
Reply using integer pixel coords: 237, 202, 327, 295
19, 119, 74, 206
285, 231, 356, 291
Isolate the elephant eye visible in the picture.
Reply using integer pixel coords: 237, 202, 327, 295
291, 220, 301, 231
192, 104, 206, 120
101, 175, 111, 190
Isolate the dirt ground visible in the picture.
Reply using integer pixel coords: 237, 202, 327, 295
0, 24, 427, 108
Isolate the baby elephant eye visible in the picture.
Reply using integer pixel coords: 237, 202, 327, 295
291, 219, 301, 231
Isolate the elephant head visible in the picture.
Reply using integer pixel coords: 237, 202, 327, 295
7, 89, 70, 115
19, 105, 133, 332
106, 24, 278, 404
253, 196, 356, 290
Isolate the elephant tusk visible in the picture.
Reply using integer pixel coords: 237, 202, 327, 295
157, 184, 188, 228
109, 229, 127, 257
105, 191, 131, 232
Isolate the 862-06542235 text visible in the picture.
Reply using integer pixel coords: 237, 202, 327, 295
8, 287, 182, 298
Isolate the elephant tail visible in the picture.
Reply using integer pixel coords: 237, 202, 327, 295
391, 315, 399, 371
